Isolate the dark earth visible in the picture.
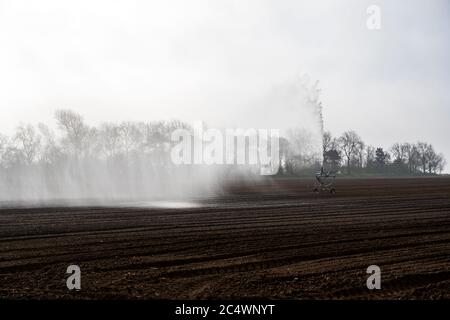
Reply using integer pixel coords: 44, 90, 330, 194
1, 177, 449, 299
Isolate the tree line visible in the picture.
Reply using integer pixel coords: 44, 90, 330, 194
0, 110, 446, 177
0, 109, 206, 201
319, 130, 446, 175
0, 109, 191, 169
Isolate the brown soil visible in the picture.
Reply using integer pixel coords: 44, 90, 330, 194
1, 177, 450, 299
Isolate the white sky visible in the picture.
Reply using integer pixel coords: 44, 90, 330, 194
0, 0, 449, 169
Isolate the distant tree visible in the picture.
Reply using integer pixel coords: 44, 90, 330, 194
403, 143, 420, 173
119, 121, 144, 158
416, 142, 434, 174
389, 143, 410, 173
98, 123, 122, 159
13, 124, 42, 165
38, 123, 63, 165
375, 147, 390, 167
55, 109, 95, 158
365, 145, 376, 169
415, 142, 446, 174
0, 145, 24, 169
338, 131, 362, 173
427, 152, 443, 174
391, 143, 407, 165
435, 154, 446, 174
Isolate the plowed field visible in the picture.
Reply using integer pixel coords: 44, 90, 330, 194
1, 177, 449, 299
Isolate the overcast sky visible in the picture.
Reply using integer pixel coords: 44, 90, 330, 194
0, 0, 449, 170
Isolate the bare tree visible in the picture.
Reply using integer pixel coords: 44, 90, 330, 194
14, 124, 42, 165
391, 143, 406, 164
416, 142, 433, 174
0, 144, 24, 169
98, 123, 122, 159
38, 123, 63, 165
436, 153, 446, 174
411, 142, 445, 174
424, 147, 445, 174
338, 131, 362, 173
55, 109, 94, 158
403, 143, 420, 173
119, 121, 144, 158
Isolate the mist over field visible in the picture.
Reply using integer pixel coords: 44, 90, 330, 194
0, 77, 325, 204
